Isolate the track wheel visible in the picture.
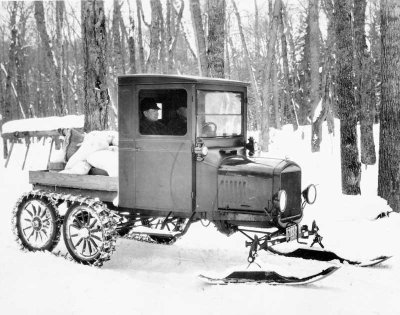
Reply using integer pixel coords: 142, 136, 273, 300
63, 201, 117, 266
14, 194, 61, 251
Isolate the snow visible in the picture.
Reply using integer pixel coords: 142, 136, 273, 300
1, 115, 84, 134
1, 119, 400, 315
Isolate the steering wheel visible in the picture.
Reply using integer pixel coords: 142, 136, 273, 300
202, 122, 217, 136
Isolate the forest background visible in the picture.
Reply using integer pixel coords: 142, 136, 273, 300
1, 0, 400, 213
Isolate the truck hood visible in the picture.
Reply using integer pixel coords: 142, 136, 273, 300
217, 155, 301, 214
218, 156, 295, 179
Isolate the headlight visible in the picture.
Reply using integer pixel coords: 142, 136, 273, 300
194, 139, 208, 161
201, 146, 208, 156
274, 190, 287, 213
303, 184, 317, 205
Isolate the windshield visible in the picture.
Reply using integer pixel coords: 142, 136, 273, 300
197, 90, 243, 137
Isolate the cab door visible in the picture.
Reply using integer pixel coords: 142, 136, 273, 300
133, 85, 193, 213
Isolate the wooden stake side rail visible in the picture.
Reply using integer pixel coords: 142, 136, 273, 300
29, 171, 118, 192
2, 129, 70, 140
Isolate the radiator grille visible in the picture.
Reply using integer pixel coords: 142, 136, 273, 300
280, 167, 302, 219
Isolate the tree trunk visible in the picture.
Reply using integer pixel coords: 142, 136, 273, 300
310, 0, 321, 152
279, 4, 293, 127
190, 0, 208, 76
3, 1, 18, 125
136, 0, 146, 73
282, 3, 300, 129
207, 0, 225, 78
34, 1, 65, 115
335, 0, 361, 195
158, 0, 168, 74
260, 0, 282, 151
321, 0, 335, 134
354, 0, 376, 165
113, 0, 124, 76
15, 3, 30, 118
168, 0, 184, 74
81, 0, 109, 132
232, 0, 262, 121
128, 11, 137, 74
147, 0, 161, 73
378, 0, 400, 211
272, 56, 281, 129
2, 1, 18, 159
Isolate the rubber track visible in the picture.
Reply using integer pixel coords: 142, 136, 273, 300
12, 190, 119, 267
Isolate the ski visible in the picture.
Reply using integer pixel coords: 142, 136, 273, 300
268, 247, 392, 267
199, 266, 339, 285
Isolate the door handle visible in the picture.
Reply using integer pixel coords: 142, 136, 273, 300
134, 146, 142, 151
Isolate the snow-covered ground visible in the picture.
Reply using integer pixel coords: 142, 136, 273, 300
1, 120, 399, 315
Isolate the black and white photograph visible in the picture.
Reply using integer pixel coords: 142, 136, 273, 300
0, 0, 399, 314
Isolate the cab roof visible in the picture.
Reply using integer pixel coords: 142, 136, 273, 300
118, 74, 249, 87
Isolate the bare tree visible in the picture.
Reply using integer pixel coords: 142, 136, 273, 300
378, 0, 400, 211
34, 1, 65, 115
260, 0, 282, 151
207, 0, 225, 78
128, 2, 137, 74
81, 0, 109, 132
147, 0, 162, 72
232, 0, 262, 116
2, 1, 18, 158
15, 2, 31, 117
136, 0, 146, 73
335, 0, 361, 195
167, 0, 185, 73
190, 0, 208, 76
354, 0, 376, 165
309, 0, 321, 152
113, 0, 125, 76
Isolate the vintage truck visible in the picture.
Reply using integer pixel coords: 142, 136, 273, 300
9, 74, 319, 268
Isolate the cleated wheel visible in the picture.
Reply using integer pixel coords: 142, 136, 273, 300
14, 194, 61, 251
63, 201, 117, 266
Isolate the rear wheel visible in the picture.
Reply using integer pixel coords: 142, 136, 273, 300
14, 194, 60, 251
63, 200, 117, 266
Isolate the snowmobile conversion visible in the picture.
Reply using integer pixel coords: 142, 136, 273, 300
5, 75, 388, 284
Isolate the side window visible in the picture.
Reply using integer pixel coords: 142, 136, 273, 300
139, 89, 188, 136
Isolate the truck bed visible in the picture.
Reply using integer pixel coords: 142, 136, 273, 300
29, 170, 118, 203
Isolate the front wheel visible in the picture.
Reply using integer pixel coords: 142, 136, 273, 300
63, 200, 117, 266
13, 193, 61, 251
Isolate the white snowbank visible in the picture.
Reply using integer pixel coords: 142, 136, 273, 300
1, 115, 84, 134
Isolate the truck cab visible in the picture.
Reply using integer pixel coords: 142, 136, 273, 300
118, 74, 316, 235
